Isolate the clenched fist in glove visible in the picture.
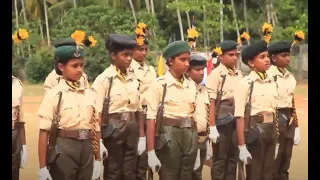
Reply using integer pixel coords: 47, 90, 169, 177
209, 126, 220, 143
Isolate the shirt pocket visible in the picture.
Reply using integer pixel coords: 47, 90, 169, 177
79, 105, 94, 129
59, 103, 79, 128
252, 91, 276, 110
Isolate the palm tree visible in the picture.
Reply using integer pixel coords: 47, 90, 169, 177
150, 0, 155, 14
219, 0, 223, 42
230, 0, 240, 40
176, 0, 184, 41
128, 0, 137, 24
145, 0, 150, 12
20, 0, 32, 57
243, 0, 250, 44
43, 0, 50, 46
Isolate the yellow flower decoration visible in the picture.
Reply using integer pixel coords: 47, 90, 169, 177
12, 28, 29, 44
136, 36, 144, 46
71, 30, 85, 45
135, 28, 145, 36
213, 47, 222, 56
187, 27, 199, 39
263, 34, 272, 44
237, 31, 250, 45
88, 36, 97, 47
137, 23, 147, 30
293, 30, 305, 44
261, 23, 273, 36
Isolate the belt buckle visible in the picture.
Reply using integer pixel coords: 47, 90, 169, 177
180, 119, 192, 128
263, 113, 274, 122
78, 130, 88, 140
121, 113, 130, 121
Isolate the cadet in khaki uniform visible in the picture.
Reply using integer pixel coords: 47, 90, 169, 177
146, 41, 198, 180
186, 54, 213, 180
130, 23, 157, 180
37, 32, 102, 180
267, 40, 302, 180
206, 40, 243, 180
12, 29, 28, 180
92, 34, 145, 180
43, 69, 89, 93
234, 40, 279, 180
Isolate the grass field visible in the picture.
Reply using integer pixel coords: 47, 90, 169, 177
19, 83, 308, 180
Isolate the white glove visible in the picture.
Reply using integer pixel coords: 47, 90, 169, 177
274, 143, 279, 159
38, 166, 52, 180
20, 145, 27, 168
100, 139, 108, 159
238, 144, 252, 165
205, 140, 213, 160
294, 127, 300, 145
209, 126, 220, 143
193, 149, 201, 170
91, 160, 102, 180
147, 150, 161, 173
137, 137, 146, 155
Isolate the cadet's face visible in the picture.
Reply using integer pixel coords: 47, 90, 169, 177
272, 52, 290, 68
220, 49, 239, 68
132, 45, 148, 62
169, 53, 190, 74
59, 58, 84, 81
112, 49, 133, 69
249, 51, 270, 72
187, 65, 205, 84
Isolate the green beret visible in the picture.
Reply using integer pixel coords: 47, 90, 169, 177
55, 45, 84, 62
105, 34, 137, 52
163, 41, 190, 60
218, 40, 238, 54
190, 54, 207, 67
241, 40, 267, 66
268, 41, 291, 56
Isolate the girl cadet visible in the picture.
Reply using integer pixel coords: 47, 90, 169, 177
42, 37, 96, 93
234, 39, 280, 180
146, 40, 198, 180
12, 28, 28, 180
37, 30, 102, 180
129, 23, 157, 180
92, 34, 145, 180
267, 31, 304, 180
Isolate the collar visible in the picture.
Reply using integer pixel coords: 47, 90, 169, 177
165, 71, 190, 88
105, 65, 135, 82
248, 71, 271, 82
130, 59, 149, 71
217, 63, 239, 75
269, 65, 291, 77
60, 79, 85, 92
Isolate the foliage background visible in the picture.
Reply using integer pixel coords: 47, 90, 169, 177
12, 0, 308, 83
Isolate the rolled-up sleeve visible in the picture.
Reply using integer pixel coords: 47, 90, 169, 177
37, 93, 54, 131
206, 71, 220, 100
234, 80, 250, 118
145, 80, 161, 120
91, 75, 107, 114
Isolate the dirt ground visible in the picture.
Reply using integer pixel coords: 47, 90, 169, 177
19, 84, 308, 180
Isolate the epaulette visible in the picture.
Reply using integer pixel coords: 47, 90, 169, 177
243, 76, 253, 84
12, 76, 23, 86
156, 76, 165, 82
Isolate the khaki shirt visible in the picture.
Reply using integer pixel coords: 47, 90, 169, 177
234, 71, 278, 121
37, 79, 99, 131
145, 71, 197, 120
267, 65, 296, 108
193, 82, 210, 133
12, 76, 24, 129
43, 69, 89, 93
129, 60, 157, 105
206, 64, 243, 100
92, 65, 141, 114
